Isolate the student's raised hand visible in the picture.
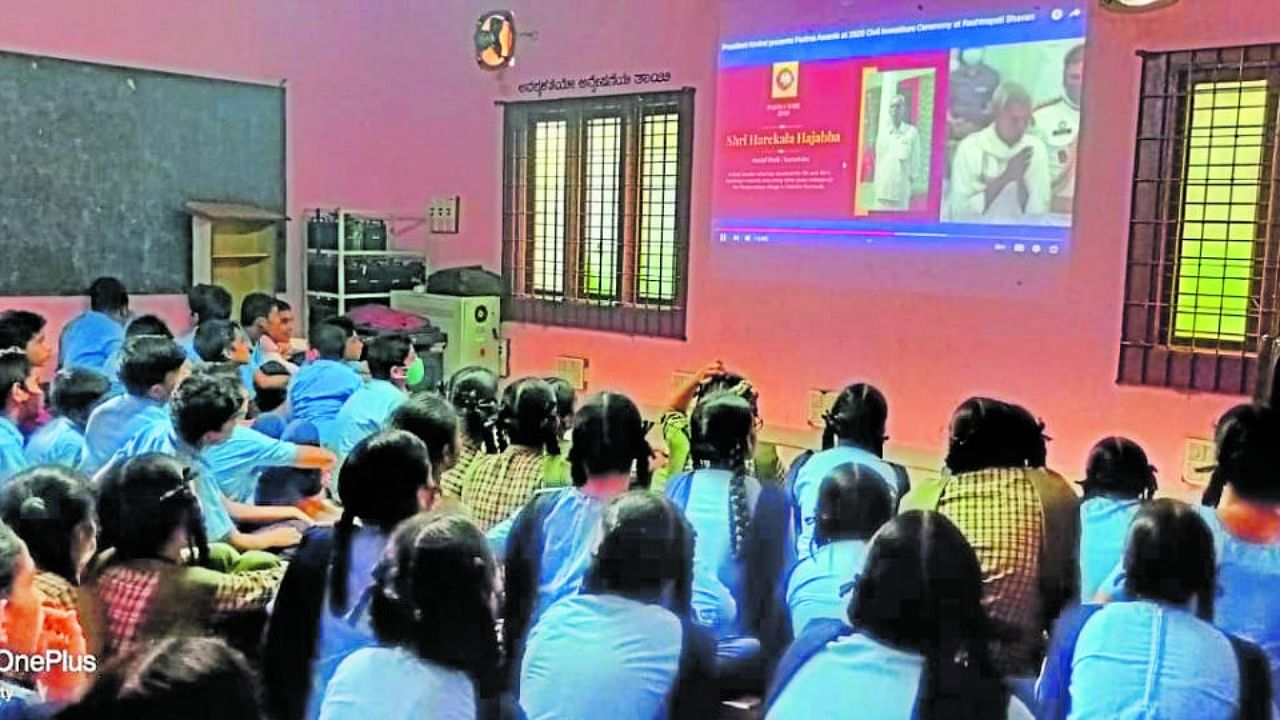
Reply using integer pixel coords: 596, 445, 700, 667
696, 360, 726, 382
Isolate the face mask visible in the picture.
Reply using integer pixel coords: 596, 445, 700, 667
405, 356, 426, 387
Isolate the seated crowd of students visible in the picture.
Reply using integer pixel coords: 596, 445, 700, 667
0, 278, 1279, 720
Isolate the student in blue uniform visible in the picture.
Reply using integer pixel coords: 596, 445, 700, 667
1077, 437, 1156, 601
109, 371, 310, 553
102, 314, 173, 396
768, 511, 1021, 720
59, 277, 130, 372
333, 334, 419, 458
317, 512, 501, 720
83, 336, 188, 473
501, 392, 653, 684
1039, 499, 1272, 720
788, 383, 904, 555
178, 284, 233, 363
785, 463, 893, 635
665, 391, 792, 694
289, 322, 363, 449
0, 352, 44, 486
25, 367, 110, 470
194, 319, 253, 366
264, 429, 441, 720
521, 491, 717, 720
241, 293, 295, 395
0, 310, 55, 371
388, 393, 462, 476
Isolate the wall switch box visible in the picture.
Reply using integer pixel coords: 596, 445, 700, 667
428, 195, 461, 234
556, 356, 588, 391
1182, 438, 1215, 487
807, 389, 836, 428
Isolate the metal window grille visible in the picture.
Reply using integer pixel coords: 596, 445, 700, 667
502, 89, 693, 339
1119, 44, 1280, 393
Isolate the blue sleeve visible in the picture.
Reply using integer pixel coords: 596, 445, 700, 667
0, 443, 30, 486
193, 472, 236, 542
487, 515, 516, 559
1036, 604, 1102, 720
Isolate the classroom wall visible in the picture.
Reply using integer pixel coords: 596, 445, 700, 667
1, 0, 1275, 492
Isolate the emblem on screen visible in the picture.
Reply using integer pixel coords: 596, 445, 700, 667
771, 61, 799, 99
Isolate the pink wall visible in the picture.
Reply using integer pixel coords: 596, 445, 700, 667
1, 0, 1275, 492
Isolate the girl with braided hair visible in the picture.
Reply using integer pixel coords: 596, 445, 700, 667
440, 366, 500, 498
664, 391, 792, 695
1077, 437, 1157, 600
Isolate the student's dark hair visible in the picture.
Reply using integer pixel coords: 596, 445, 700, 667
1081, 437, 1157, 501
691, 392, 755, 558
50, 368, 111, 427
0, 310, 46, 352
0, 521, 22, 599
88, 277, 129, 314
193, 319, 241, 363
323, 316, 355, 335
119, 336, 186, 397
253, 361, 290, 413
125, 315, 173, 340
309, 321, 348, 360
814, 463, 894, 547
0, 351, 32, 404
1203, 403, 1280, 507
822, 382, 888, 455
544, 376, 577, 422
695, 372, 759, 415
366, 334, 413, 380
1123, 498, 1216, 621
0, 467, 95, 584
170, 371, 241, 447
239, 292, 276, 329
369, 512, 501, 694
945, 397, 1047, 474
57, 637, 263, 720
584, 492, 694, 612
852, 511, 1007, 720
330, 430, 433, 614
274, 298, 292, 313
187, 284, 233, 325
97, 453, 211, 568
496, 377, 560, 455
447, 366, 500, 451
389, 393, 459, 470
568, 392, 651, 489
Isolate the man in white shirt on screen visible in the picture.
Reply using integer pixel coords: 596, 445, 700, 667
875, 91, 922, 211
1034, 44, 1085, 224
948, 83, 1051, 225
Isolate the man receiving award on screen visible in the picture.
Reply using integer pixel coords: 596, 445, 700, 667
947, 83, 1051, 224
1034, 44, 1085, 222
875, 91, 923, 211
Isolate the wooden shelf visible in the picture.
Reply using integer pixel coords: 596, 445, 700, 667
307, 248, 422, 257
306, 291, 392, 300
212, 252, 272, 260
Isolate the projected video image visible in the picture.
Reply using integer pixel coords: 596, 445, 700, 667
712, 5, 1087, 255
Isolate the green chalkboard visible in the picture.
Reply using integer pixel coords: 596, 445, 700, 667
0, 50, 285, 295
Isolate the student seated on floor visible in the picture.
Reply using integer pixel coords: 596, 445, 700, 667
0, 309, 55, 371
178, 283, 233, 364
333, 334, 419, 458
0, 351, 45, 485
440, 366, 499, 499
82, 336, 188, 473
59, 277, 130, 373
1076, 437, 1156, 601
24, 367, 110, 472
288, 322, 363, 449
194, 318, 253, 367
102, 314, 173, 397
241, 293, 297, 395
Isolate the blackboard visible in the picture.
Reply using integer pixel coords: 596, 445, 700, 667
0, 50, 285, 295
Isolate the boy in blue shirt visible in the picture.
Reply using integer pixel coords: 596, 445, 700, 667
0, 310, 55, 371
289, 322, 363, 449
334, 334, 418, 457
0, 352, 44, 485
83, 336, 189, 472
241, 293, 295, 399
59, 276, 130, 372
177, 284, 232, 363
194, 319, 253, 366
25, 367, 111, 470
102, 314, 173, 397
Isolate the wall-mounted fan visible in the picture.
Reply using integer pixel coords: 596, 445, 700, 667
476, 11, 516, 70
1100, 0, 1179, 12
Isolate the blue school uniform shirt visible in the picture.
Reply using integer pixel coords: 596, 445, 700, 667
520, 594, 683, 720
785, 539, 869, 634
113, 421, 236, 543
1078, 496, 1142, 601
0, 416, 30, 487
333, 379, 406, 458
24, 416, 90, 471
1201, 508, 1280, 694
1067, 600, 1239, 720
790, 444, 899, 555
59, 310, 124, 372
289, 360, 362, 448
83, 394, 169, 473
200, 425, 300, 503
319, 646, 475, 720
176, 330, 202, 364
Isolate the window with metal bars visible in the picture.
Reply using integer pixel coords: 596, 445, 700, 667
1119, 44, 1280, 394
501, 89, 693, 338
